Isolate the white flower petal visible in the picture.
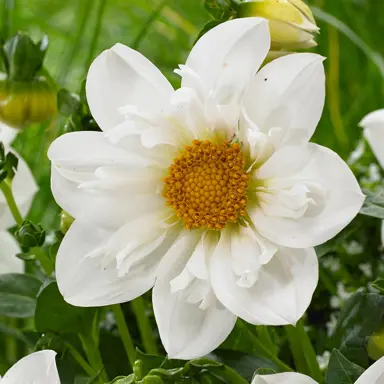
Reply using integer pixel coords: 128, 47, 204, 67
252, 372, 317, 384
0, 231, 23, 274
153, 232, 236, 359
360, 109, 384, 169
86, 43, 173, 132
0, 122, 18, 146
0, 149, 38, 229
250, 144, 364, 248
210, 229, 318, 326
355, 357, 384, 384
243, 53, 325, 145
182, 18, 270, 104
56, 219, 175, 307
1, 350, 60, 384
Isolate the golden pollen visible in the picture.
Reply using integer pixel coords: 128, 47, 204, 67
163, 140, 249, 230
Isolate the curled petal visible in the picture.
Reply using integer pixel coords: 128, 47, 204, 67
210, 229, 318, 326
242, 53, 325, 146
1, 350, 60, 384
252, 372, 317, 384
153, 232, 236, 359
182, 18, 270, 104
355, 356, 384, 384
360, 109, 384, 169
56, 218, 177, 307
250, 144, 365, 248
86, 43, 173, 132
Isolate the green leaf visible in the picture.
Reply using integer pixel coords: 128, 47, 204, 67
35, 281, 96, 333
106, 374, 135, 383
204, 0, 237, 20
373, 278, 384, 294
254, 368, 277, 375
334, 291, 384, 367
325, 349, 365, 384
0, 273, 41, 318
134, 349, 168, 379
57, 88, 82, 116
359, 191, 384, 219
212, 350, 279, 383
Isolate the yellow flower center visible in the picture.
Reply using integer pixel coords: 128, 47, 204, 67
164, 140, 249, 230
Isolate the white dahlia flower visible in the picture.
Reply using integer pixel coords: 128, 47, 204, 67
48, 18, 364, 359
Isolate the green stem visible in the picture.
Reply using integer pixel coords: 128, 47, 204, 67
112, 304, 136, 368
6, 318, 17, 364
65, 341, 97, 378
131, 0, 168, 50
292, 319, 323, 382
251, 335, 293, 372
58, 0, 92, 85
79, 333, 108, 383
131, 297, 159, 355
285, 325, 308, 374
85, 0, 107, 71
0, 179, 23, 226
255, 326, 277, 356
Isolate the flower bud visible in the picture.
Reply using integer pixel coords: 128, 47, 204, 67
239, 0, 319, 51
368, 326, 384, 361
0, 33, 57, 129
60, 210, 74, 234
14, 220, 46, 248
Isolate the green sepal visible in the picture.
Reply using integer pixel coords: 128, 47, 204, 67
2, 32, 48, 81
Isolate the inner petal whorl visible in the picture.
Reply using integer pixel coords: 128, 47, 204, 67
164, 140, 249, 230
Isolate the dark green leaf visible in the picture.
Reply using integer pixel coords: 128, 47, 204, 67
254, 368, 277, 375
334, 292, 384, 367
212, 350, 279, 382
35, 281, 96, 333
195, 20, 222, 44
0, 273, 42, 318
373, 278, 384, 294
325, 349, 365, 384
360, 191, 384, 219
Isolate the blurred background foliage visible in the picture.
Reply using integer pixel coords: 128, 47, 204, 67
2, 0, 384, 380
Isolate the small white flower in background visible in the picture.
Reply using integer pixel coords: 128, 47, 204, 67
326, 313, 338, 337
0, 231, 23, 274
330, 282, 352, 309
252, 356, 384, 383
316, 350, 331, 370
360, 109, 384, 246
49, 18, 364, 359
359, 262, 373, 279
0, 122, 38, 229
0, 350, 60, 384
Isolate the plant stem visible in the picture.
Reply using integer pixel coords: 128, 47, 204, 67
285, 325, 308, 374
79, 333, 108, 383
131, 0, 168, 50
0, 179, 23, 226
65, 341, 97, 378
131, 297, 159, 355
85, 0, 107, 71
293, 319, 323, 382
251, 334, 293, 372
112, 304, 136, 368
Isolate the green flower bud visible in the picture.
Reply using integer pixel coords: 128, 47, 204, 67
368, 326, 384, 361
60, 210, 74, 234
239, 0, 319, 51
14, 220, 46, 248
0, 33, 57, 129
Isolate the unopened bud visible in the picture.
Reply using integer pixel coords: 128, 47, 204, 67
60, 210, 74, 234
14, 220, 46, 248
368, 326, 384, 361
239, 0, 319, 51
0, 33, 57, 129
